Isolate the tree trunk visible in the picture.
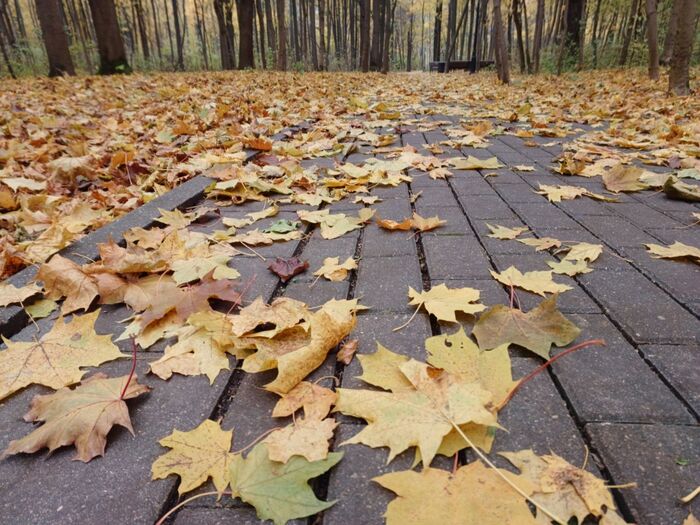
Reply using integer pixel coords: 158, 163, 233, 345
256, 0, 267, 68
358, 0, 370, 70
512, 0, 526, 72
645, 0, 659, 78
276, 0, 287, 69
445, 0, 457, 59
237, 0, 255, 68
319, 0, 326, 68
172, 0, 185, 69
0, 25, 14, 78
492, 0, 509, 81
133, 0, 151, 60
618, 0, 639, 65
406, 11, 413, 70
668, 0, 696, 94
432, 0, 442, 61
564, 0, 584, 57
532, 0, 544, 72
660, 0, 680, 64
163, 0, 174, 61
265, 0, 276, 50
36, 0, 76, 76
381, 0, 396, 72
87, 0, 131, 74
150, 0, 163, 60
215, 0, 235, 69
309, 0, 318, 68
590, 0, 601, 66
370, 0, 384, 69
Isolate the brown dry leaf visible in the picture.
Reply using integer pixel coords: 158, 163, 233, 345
473, 295, 580, 359
298, 209, 374, 239
265, 417, 338, 463
645, 242, 700, 264
407, 284, 485, 323
268, 257, 309, 282
3, 373, 149, 462
535, 184, 617, 203
140, 274, 242, 329
232, 296, 310, 338
377, 212, 445, 232
602, 165, 650, 193
663, 177, 700, 202
37, 254, 98, 314
684, 514, 700, 525
491, 266, 572, 296
272, 381, 337, 419
0, 282, 42, 307
151, 419, 234, 495
337, 338, 359, 365
313, 256, 357, 281
0, 310, 126, 400
242, 299, 362, 394
374, 461, 538, 525
561, 242, 604, 262
486, 223, 529, 240
502, 449, 630, 524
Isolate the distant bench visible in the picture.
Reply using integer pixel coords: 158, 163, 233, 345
429, 60, 495, 73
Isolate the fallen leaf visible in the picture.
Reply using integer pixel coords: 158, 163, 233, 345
336, 338, 359, 365
547, 259, 593, 276
232, 296, 310, 338
491, 266, 572, 296
562, 242, 603, 262
171, 255, 240, 285
268, 257, 309, 282
407, 284, 485, 323
602, 165, 649, 193
3, 373, 149, 462
377, 212, 445, 232
449, 156, 503, 170
229, 442, 342, 525
151, 419, 233, 495
536, 184, 617, 203
313, 256, 357, 281
374, 461, 538, 525
265, 417, 338, 463
502, 449, 629, 524
473, 295, 580, 359
0, 282, 41, 307
24, 298, 58, 319
335, 359, 497, 465
514, 164, 535, 171
272, 381, 337, 419
518, 237, 562, 251
486, 223, 529, 240
264, 219, 301, 234
663, 176, 700, 202
37, 254, 98, 314
645, 242, 700, 264
0, 310, 126, 400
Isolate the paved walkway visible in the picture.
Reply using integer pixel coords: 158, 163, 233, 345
0, 111, 698, 525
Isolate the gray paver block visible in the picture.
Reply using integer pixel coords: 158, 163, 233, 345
612, 202, 682, 229
509, 201, 582, 229
173, 505, 305, 525
449, 175, 499, 196
552, 314, 694, 424
414, 205, 470, 235
576, 215, 658, 247
422, 234, 492, 280
0, 358, 230, 525
361, 223, 418, 257
579, 270, 699, 344
586, 423, 700, 525
493, 183, 547, 203
457, 194, 517, 220
409, 187, 457, 208
354, 256, 421, 314
299, 233, 357, 274
641, 344, 700, 415
284, 279, 350, 305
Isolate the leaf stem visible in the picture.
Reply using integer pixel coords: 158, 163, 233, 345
155, 490, 232, 525
392, 304, 421, 332
448, 422, 566, 525
496, 339, 606, 411
119, 337, 138, 400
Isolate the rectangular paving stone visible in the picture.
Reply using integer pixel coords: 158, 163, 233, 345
456, 194, 517, 220
174, 505, 305, 525
586, 423, 700, 525
361, 223, 417, 257
552, 313, 694, 424
509, 201, 582, 229
354, 256, 421, 314
578, 270, 699, 344
370, 197, 412, 218
422, 234, 492, 279
299, 233, 357, 274
414, 205, 470, 234
0, 358, 231, 525
284, 279, 350, 305
640, 344, 700, 415
409, 187, 457, 208
611, 202, 682, 229
449, 175, 500, 196
576, 215, 658, 247
472, 218, 537, 255
493, 183, 546, 203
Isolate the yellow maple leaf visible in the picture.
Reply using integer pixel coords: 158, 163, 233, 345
491, 266, 572, 296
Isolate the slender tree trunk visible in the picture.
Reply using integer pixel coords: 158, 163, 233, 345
381, 0, 396, 72
590, 0, 601, 66
359, 0, 370, 70
36, 0, 76, 76
134, 0, 151, 60
492, 0, 509, 81
0, 26, 14, 77
645, 0, 659, 78
432, 0, 443, 61
512, 0, 526, 72
660, 0, 680, 64
445, 0, 457, 59
171, 0, 184, 68
87, 0, 131, 73
444, 0, 469, 70
150, 0, 163, 60
163, 0, 174, 63
668, 0, 696, 94
265, 0, 276, 51
276, 0, 287, 68
619, 0, 639, 65
214, 0, 235, 68
237, 0, 255, 67
308, 0, 318, 68
564, 0, 584, 58
256, 0, 267, 67
406, 10, 413, 70
370, 0, 383, 69
532, 0, 544, 72
319, 0, 327, 68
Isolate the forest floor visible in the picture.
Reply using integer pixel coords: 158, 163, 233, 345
0, 70, 698, 525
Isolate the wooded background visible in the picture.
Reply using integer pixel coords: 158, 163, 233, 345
0, 0, 697, 91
